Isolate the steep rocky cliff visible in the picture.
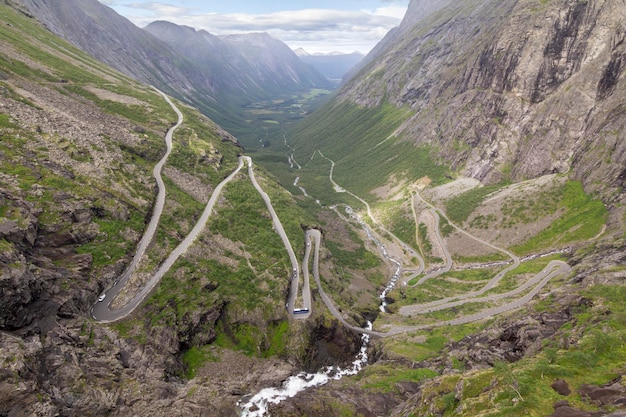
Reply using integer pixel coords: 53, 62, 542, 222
269, 1, 626, 416
338, 0, 626, 197
16, 0, 208, 100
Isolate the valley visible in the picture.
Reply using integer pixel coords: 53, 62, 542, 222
1, 0, 626, 416
92, 75, 579, 342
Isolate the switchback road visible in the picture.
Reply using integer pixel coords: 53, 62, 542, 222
308, 151, 572, 336
243, 156, 310, 318
94, 99, 573, 335
92, 88, 186, 322
93, 94, 308, 322
92, 156, 245, 322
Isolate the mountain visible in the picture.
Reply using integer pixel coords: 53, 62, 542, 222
294, 48, 365, 85
16, 0, 213, 103
271, 0, 626, 414
294, 0, 626, 198
341, 0, 453, 83
16, 0, 331, 137
4, 0, 626, 416
145, 22, 331, 101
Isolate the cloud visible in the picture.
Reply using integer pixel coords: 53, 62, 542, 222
100, 1, 407, 53
190, 9, 399, 33
124, 2, 191, 16
371, 5, 408, 20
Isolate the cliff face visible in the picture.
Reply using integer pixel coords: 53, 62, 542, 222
17, 0, 207, 97
338, 0, 626, 196
270, 2, 626, 415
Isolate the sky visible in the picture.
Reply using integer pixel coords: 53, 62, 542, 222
97, 0, 410, 54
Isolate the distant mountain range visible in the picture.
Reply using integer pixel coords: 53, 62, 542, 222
294, 48, 364, 85
145, 21, 331, 101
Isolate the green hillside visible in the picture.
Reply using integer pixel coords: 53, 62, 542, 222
0, 4, 351, 413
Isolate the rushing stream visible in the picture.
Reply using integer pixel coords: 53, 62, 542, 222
238, 323, 371, 416
238, 205, 403, 416
343, 206, 402, 312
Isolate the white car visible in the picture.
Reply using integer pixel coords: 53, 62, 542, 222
98, 293, 106, 302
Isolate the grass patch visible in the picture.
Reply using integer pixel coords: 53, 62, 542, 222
405, 265, 495, 287
512, 181, 607, 253
417, 222, 433, 258
359, 363, 439, 393
213, 320, 291, 358
373, 198, 417, 251
325, 239, 381, 270
428, 284, 626, 416
208, 178, 291, 275
383, 327, 477, 363
181, 346, 219, 379
439, 216, 454, 237
0, 113, 17, 129
76, 209, 146, 268
445, 183, 506, 224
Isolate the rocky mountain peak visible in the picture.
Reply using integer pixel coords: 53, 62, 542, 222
18, 0, 331, 137
145, 22, 329, 86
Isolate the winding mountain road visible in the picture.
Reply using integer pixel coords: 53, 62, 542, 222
92, 88, 184, 322
397, 189, 525, 314
305, 229, 388, 337
304, 150, 572, 336
92, 154, 245, 322
400, 260, 569, 316
410, 206, 453, 286
94, 91, 572, 337
315, 150, 424, 269
243, 156, 310, 318
93, 94, 308, 322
